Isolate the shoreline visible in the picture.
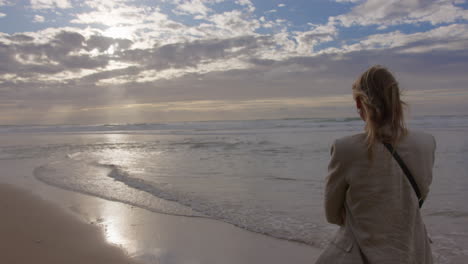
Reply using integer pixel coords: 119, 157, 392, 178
0, 158, 322, 264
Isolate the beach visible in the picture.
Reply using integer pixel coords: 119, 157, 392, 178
1, 116, 467, 264
0, 183, 138, 264
0, 157, 321, 264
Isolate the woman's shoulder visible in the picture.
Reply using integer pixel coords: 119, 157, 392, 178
332, 133, 367, 157
334, 133, 367, 147
405, 129, 435, 139
404, 129, 436, 149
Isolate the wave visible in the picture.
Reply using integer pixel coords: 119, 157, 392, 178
33, 161, 204, 218
34, 158, 329, 248
99, 162, 326, 247
4, 115, 468, 134
0, 117, 363, 134
268, 177, 298, 181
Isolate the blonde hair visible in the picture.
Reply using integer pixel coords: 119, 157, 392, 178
352, 65, 407, 158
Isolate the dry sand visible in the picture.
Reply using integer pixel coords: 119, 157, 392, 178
0, 183, 138, 264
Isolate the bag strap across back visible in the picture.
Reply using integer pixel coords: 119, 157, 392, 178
383, 142, 424, 208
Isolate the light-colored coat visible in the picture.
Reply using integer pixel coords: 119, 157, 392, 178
316, 130, 436, 264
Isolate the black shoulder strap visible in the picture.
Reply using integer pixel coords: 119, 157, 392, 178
383, 142, 424, 208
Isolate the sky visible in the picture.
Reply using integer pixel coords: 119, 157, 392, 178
0, 0, 467, 125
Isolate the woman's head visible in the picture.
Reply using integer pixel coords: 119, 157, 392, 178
352, 65, 407, 156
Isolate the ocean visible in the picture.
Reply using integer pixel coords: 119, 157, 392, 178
1, 115, 467, 262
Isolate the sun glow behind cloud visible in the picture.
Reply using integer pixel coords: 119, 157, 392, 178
104, 27, 135, 41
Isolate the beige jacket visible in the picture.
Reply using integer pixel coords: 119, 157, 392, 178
316, 130, 436, 264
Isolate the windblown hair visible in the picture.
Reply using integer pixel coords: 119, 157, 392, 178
352, 65, 407, 158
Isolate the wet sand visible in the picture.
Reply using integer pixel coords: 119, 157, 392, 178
0, 183, 138, 264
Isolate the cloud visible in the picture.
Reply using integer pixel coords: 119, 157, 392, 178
71, 1, 194, 49
294, 24, 338, 54
278, 3, 286, 7
173, 0, 214, 17
30, 0, 72, 9
86, 35, 133, 52
333, 23, 468, 54
0, 29, 137, 81
0, 12, 5, 18
0, 26, 275, 85
331, 0, 468, 28
117, 35, 273, 75
33, 15, 45, 23
2, 33, 34, 42
235, 0, 255, 12
200, 9, 261, 37
71, 1, 149, 26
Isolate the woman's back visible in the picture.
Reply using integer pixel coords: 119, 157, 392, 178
332, 130, 435, 263
316, 65, 435, 264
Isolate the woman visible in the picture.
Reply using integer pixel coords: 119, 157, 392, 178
316, 65, 436, 264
